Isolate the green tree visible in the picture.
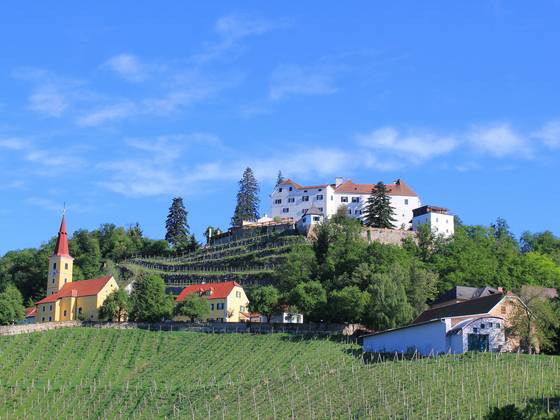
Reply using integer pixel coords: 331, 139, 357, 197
71, 230, 102, 279
0, 284, 26, 325
99, 289, 130, 322
328, 286, 368, 323
507, 293, 560, 353
174, 294, 210, 322
129, 274, 173, 322
363, 182, 397, 229
364, 265, 413, 330
165, 197, 191, 250
288, 281, 327, 320
275, 170, 284, 187
249, 286, 279, 322
407, 264, 438, 317
274, 244, 317, 291
518, 252, 560, 288
231, 167, 260, 226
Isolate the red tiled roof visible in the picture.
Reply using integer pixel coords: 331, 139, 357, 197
334, 179, 418, 197
53, 215, 71, 257
176, 281, 240, 302
36, 276, 113, 305
25, 307, 37, 317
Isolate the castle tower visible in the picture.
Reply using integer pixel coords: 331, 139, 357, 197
47, 215, 74, 296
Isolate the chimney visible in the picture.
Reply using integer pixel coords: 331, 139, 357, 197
335, 177, 343, 187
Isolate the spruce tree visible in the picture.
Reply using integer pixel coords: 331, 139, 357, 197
363, 181, 397, 228
165, 197, 190, 248
275, 170, 285, 187
231, 167, 260, 226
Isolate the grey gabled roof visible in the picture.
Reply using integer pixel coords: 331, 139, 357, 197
413, 293, 505, 324
432, 286, 500, 306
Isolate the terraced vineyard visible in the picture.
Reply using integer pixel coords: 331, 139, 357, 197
0, 328, 559, 418
120, 231, 304, 288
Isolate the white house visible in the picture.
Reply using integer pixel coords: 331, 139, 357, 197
362, 316, 506, 355
271, 178, 421, 229
412, 205, 455, 238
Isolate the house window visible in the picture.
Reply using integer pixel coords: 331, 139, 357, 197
473, 327, 478, 333
488, 323, 493, 328
240, 306, 245, 312
42, 306, 45, 312
481, 324, 485, 329
316, 194, 324, 200
318, 207, 323, 212
288, 198, 295, 203
49, 305, 52, 311
65, 263, 69, 269
289, 187, 293, 191
355, 210, 361, 215
282, 208, 289, 213
210, 303, 214, 310
274, 199, 282, 204
341, 196, 348, 203
217, 303, 224, 310
313, 216, 321, 222
302, 196, 309, 202
352, 197, 360, 203
330, 196, 333, 201
279, 188, 283, 192
405, 199, 409, 205
347, 209, 352, 215
236, 291, 241, 298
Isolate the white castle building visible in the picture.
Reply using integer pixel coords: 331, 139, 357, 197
270, 177, 454, 237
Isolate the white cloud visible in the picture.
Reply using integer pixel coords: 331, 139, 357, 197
103, 54, 145, 82
269, 64, 338, 101
0, 138, 29, 150
535, 120, 560, 149
28, 84, 69, 117
356, 127, 458, 163
467, 124, 531, 158
76, 102, 137, 126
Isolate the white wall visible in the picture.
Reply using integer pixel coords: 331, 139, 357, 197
412, 212, 454, 237
362, 320, 450, 356
271, 183, 420, 229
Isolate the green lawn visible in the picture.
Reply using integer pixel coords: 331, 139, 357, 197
0, 328, 558, 418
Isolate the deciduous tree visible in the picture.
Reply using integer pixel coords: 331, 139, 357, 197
99, 289, 130, 322
174, 294, 210, 322
249, 286, 279, 322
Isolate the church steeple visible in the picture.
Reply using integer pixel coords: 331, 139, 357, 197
47, 214, 74, 295
53, 215, 70, 257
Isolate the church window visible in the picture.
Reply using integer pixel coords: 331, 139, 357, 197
78, 307, 82, 314
52, 279, 55, 284
64, 278, 68, 283
63, 310, 67, 317
53, 263, 57, 270
65, 263, 68, 269
48, 317, 52, 321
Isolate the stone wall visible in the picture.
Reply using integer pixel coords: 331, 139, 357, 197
361, 228, 417, 246
0, 321, 368, 337
0, 321, 81, 336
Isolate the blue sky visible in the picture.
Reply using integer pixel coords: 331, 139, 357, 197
1, 1, 560, 254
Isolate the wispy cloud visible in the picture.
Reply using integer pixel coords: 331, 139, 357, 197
28, 83, 69, 117
103, 54, 146, 82
269, 64, 338, 100
77, 101, 137, 126
467, 124, 531, 158
535, 120, 560, 149
0, 138, 30, 150
356, 127, 458, 163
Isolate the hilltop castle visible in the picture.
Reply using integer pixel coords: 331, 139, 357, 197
35, 215, 118, 322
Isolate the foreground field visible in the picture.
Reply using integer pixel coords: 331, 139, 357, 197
0, 328, 558, 419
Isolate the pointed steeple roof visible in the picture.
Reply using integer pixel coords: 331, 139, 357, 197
53, 215, 71, 257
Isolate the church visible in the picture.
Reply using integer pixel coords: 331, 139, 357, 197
35, 215, 119, 322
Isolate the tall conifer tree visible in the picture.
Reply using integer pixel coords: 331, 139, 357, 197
363, 181, 397, 228
165, 197, 190, 248
275, 170, 285, 187
231, 167, 260, 226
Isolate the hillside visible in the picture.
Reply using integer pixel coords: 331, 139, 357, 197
120, 231, 303, 289
0, 328, 558, 418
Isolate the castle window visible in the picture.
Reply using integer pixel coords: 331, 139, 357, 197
352, 197, 360, 203
302, 196, 309, 202
279, 187, 283, 192
316, 194, 324, 200
289, 187, 293, 191
288, 198, 295, 203
274, 199, 282, 204
341, 196, 348, 203
282, 208, 289, 213
405, 199, 409, 205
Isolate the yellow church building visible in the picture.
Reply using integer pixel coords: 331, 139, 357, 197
36, 215, 118, 322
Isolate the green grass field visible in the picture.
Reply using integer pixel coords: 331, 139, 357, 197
0, 328, 558, 419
